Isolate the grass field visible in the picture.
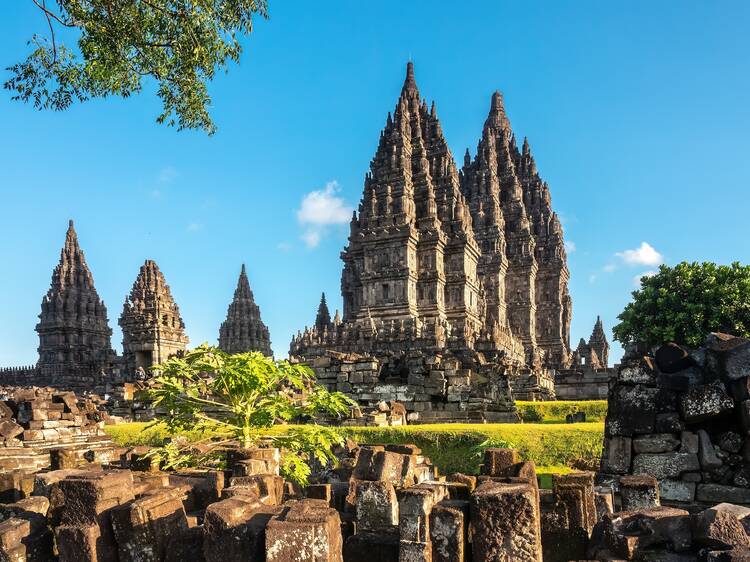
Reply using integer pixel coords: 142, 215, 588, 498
515, 400, 607, 423
104, 419, 605, 478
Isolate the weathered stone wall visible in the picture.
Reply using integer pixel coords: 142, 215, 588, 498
599, 333, 750, 508
307, 352, 519, 423
554, 368, 614, 400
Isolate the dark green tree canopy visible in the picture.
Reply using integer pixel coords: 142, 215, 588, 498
6, 0, 268, 133
613, 262, 750, 348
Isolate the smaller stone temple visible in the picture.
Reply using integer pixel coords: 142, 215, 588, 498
36, 220, 115, 382
218, 264, 272, 356
555, 316, 615, 400
572, 316, 610, 370
119, 260, 189, 374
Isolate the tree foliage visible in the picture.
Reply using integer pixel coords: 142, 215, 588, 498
6, 0, 268, 133
146, 345, 355, 484
613, 262, 750, 348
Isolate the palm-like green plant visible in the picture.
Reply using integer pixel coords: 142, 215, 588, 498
146, 344, 355, 484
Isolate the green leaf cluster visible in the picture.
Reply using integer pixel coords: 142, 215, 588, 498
613, 262, 750, 348
146, 344, 355, 484
6, 1, 268, 133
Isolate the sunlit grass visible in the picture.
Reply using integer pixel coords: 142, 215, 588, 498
104, 420, 604, 478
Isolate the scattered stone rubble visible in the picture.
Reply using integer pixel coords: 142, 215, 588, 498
1, 433, 749, 561
0, 386, 116, 473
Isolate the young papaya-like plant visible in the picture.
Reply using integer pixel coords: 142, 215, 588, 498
146, 344, 355, 485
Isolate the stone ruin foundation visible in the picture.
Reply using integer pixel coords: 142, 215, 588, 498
0, 386, 116, 474
1, 428, 749, 560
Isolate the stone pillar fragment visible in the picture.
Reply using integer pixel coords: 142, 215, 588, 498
470, 481, 542, 562
430, 500, 468, 562
111, 488, 189, 562
481, 448, 519, 476
202, 495, 281, 562
353, 480, 399, 530
265, 499, 343, 562
54, 470, 135, 562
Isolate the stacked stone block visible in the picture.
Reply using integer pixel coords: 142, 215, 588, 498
0, 386, 116, 473
0, 440, 749, 561
600, 333, 750, 508
308, 352, 519, 423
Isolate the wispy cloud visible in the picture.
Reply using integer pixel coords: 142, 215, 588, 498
296, 181, 353, 248
564, 240, 576, 253
616, 242, 664, 267
187, 222, 203, 233
276, 242, 292, 253
604, 241, 664, 273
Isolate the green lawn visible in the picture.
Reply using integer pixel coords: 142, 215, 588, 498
515, 400, 607, 423
104, 420, 604, 477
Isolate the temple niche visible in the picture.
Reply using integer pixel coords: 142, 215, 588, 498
218, 264, 272, 356
290, 63, 576, 419
119, 260, 189, 375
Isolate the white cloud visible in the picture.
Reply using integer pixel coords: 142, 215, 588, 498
187, 222, 203, 232
603, 263, 617, 273
276, 242, 292, 252
589, 274, 597, 283
616, 242, 664, 267
301, 231, 321, 248
297, 181, 353, 249
564, 241, 576, 253
633, 270, 657, 287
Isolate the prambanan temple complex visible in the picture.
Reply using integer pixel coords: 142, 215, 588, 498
3, 63, 750, 562
0, 64, 613, 416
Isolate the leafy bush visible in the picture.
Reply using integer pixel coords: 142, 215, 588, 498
614, 262, 750, 348
146, 345, 355, 484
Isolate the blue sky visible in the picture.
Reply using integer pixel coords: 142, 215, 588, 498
2, 1, 750, 365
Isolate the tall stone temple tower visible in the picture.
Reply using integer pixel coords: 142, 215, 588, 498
119, 260, 189, 373
218, 264, 272, 356
460, 92, 572, 368
291, 63, 571, 370
36, 220, 115, 378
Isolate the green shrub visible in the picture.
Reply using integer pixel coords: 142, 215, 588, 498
614, 262, 750, 347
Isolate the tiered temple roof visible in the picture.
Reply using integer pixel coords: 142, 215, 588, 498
36, 220, 114, 376
218, 264, 272, 356
292, 63, 575, 366
119, 260, 188, 373
460, 92, 572, 367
